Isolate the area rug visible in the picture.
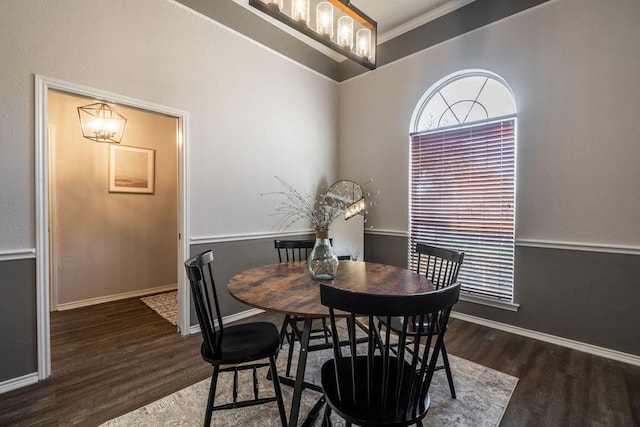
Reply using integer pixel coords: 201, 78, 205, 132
102, 343, 518, 426
140, 291, 177, 326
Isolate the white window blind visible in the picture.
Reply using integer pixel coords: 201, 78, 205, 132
409, 118, 516, 301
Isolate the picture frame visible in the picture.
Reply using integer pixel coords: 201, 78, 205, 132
109, 145, 155, 194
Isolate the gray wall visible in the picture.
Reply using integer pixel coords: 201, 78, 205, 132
2, 0, 638, 389
0, 0, 337, 385
188, 225, 359, 325
340, 0, 640, 359
365, 235, 640, 356
189, 233, 313, 324
339, 0, 640, 243
0, 259, 36, 382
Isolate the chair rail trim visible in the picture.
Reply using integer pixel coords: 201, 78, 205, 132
0, 249, 36, 262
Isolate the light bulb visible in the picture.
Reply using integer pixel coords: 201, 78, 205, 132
356, 28, 371, 58
337, 16, 353, 49
316, 2, 333, 38
291, 0, 309, 24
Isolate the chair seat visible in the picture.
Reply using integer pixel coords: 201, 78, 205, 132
321, 355, 430, 426
201, 322, 281, 364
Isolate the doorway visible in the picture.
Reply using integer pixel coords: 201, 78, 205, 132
35, 75, 190, 380
48, 90, 178, 311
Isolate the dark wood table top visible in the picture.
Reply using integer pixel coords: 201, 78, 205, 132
227, 260, 434, 317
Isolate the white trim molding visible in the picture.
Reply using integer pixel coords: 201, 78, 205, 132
516, 239, 640, 256
56, 284, 177, 311
188, 308, 265, 335
192, 307, 640, 367
364, 228, 408, 238
221, 308, 265, 324
0, 372, 39, 395
34, 74, 191, 382
362, 232, 640, 256
35, 74, 51, 380
190, 230, 314, 245
459, 294, 519, 312
378, 0, 477, 43
451, 311, 640, 367
0, 249, 36, 262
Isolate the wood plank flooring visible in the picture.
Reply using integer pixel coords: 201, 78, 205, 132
0, 296, 638, 426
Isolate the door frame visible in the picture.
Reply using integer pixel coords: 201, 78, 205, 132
35, 74, 191, 379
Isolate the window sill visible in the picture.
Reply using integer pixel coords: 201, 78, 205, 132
459, 294, 519, 312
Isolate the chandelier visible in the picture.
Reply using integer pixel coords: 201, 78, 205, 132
249, 0, 377, 70
77, 102, 127, 143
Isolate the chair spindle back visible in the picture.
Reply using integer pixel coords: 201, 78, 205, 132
416, 243, 464, 290
274, 239, 335, 262
185, 250, 224, 359
320, 283, 461, 424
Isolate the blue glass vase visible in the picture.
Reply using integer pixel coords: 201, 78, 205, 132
307, 229, 339, 280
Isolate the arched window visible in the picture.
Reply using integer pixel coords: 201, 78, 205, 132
409, 70, 516, 302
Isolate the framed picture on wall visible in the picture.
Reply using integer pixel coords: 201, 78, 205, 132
109, 145, 155, 194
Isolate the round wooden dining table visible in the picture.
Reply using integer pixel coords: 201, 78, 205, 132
227, 260, 434, 427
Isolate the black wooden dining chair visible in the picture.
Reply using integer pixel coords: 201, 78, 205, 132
414, 243, 464, 291
185, 250, 288, 427
379, 243, 464, 398
274, 239, 333, 377
274, 239, 316, 263
320, 282, 461, 427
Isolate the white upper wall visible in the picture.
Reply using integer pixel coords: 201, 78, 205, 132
0, 0, 339, 250
338, 0, 640, 247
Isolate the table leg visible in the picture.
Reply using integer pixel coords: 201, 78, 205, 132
288, 316, 313, 427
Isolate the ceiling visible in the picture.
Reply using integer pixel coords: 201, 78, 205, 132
233, 0, 476, 61
350, 0, 476, 41
179, 0, 546, 81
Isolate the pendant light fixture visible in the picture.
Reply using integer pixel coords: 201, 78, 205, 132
250, 0, 377, 70
77, 102, 127, 143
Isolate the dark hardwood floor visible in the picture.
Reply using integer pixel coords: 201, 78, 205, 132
0, 296, 638, 426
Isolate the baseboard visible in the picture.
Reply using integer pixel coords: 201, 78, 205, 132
0, 372, 39, 395
186, 305, 640, 366
451, 311, 640, 367
56, 284, 177, 311
222, 308, 266, 324
188, 308, 265, 335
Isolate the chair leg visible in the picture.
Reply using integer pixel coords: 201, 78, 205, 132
279, 315, 292, 348
280, 315, 297, 377
285, 334, 296, 377
322, 404, 332, 426
440, 342, 456, 399
268, 355, 289, 427
204, 366, 220, 427
270, 315, 291, 380
321, 318, 330, 343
